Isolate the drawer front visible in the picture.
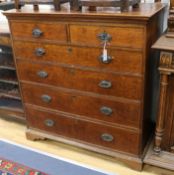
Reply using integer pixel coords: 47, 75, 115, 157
70, 25, 144, 49
14, 41, 143, 74
26, 106, 140, 155
17, 60, 142, 100
21, 83, 141, 128
10, 22, 67, 42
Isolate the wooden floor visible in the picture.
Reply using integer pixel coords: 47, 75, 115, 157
0, 117, 173, 175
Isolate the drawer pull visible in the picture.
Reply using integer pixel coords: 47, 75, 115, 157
98, 80, 112, 89
35, 48, 45, 57
100, 106, 112, 116
44, 119, 54, 127
37, 71, 48, 78
32, 28, 43, 38
99, 54, 112, 64
41, 94, 52, 103
97, 32, 112, 42
101, 133, 114, 142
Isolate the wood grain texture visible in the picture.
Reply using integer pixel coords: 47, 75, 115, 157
145, 34, 174, 170
25, 105, 141, 155
16, 59, 143, 100
13, 40, 143, 74
4, 3, 166, 170
161, 74, 174, 152
21, 82, 141, 129
69, 24, 144, 48
10, 22, 67, 42
154, 73, 169, 153
3, 3, 166, 21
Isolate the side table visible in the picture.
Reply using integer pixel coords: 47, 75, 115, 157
144, 34, 174, 170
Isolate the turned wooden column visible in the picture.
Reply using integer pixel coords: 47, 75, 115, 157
154, 72, 170, 153
14, 0, 63, 10
14, 0, 19, 9
154, 51, 174, 154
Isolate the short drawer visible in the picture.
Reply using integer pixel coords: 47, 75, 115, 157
70, 24, 144, 49
10, 21, 67, 42
26, 106, 140, 155
17, 60, 142, 100
21, 83, 141, 128
14, 41, 143, 74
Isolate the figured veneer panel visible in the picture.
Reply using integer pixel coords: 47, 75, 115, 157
70, 25, 144, 49
21, 82, 141, 128
10, 22, 67, 42
13, 41, 143, 74
17, 59, 142, 100
26, 105, 140, 155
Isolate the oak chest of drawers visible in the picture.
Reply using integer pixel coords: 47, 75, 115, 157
4, 3, 166, 170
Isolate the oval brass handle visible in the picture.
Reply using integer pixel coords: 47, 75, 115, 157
32, 28, 43, 38
101, 133, 114, 142
98, 80, 112, 89
100, 106, 112, 116
37, 71, 48, 78
44, 119, 54, 127
99, 55, 112, 64
41, 94, 52, 103
35, 48, 45, 57
97, 32, 112, 42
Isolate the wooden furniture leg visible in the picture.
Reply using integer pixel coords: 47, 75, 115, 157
26, 129, 46, 141
54, 0, 61, 11
154, 72, 170, 153
121, 0, 129, 12
14, 0, 62, 11
71, 0, 79, 11
15, 0, 20, 9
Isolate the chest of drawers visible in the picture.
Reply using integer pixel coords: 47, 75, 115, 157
4, 3, 165, 170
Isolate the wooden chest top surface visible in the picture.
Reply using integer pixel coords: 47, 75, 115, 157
4, 2, 165, 21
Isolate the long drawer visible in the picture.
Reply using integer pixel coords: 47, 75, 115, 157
21, 82, 141, 128
13, 41, 143, 74
26, 105, 140, 155
17, 59, 142, 100
70, 24, 144, 49
10, 21, 67, 42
